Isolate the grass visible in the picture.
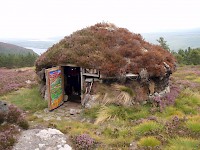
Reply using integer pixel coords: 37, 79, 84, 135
165, 137, 200, 150
175, 89, 200, 115
138, 136, 161, 148
186, 120, 200, 133
133, 121, 164, 137
0, 87, 47, 113
185, 116, 200, 133
94, 104, 150, 124
156, 106, 185, 118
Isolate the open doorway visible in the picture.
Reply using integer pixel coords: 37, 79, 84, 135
63, 66, 81, 103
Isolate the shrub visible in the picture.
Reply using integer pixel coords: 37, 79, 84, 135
73, 134, 96, 150
17, 118, 29, 130
3, 104, 29, 130
163, 115, 187, 137
138, 136, 161, 148
151, 85, 180, 111
6, 104, 22, 123
0, 124, 18, 150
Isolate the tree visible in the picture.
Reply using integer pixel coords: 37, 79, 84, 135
157, 37, 170, 52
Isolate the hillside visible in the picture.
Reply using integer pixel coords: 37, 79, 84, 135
0, 42, 36, 55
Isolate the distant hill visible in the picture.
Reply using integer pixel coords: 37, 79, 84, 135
141, 28, 200, 51
0, 42, 37, 55
0, 37, 63, 55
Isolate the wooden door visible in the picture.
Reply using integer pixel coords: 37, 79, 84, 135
45, 66, 64, 111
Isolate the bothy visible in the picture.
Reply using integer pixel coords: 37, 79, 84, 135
35, 23, 176, 110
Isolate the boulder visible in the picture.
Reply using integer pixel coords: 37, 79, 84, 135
0, 101, 9, 114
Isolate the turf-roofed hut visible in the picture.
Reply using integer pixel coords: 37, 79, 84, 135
35, 23, 176, 110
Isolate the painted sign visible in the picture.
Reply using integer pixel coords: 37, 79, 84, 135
46, 67, 64, 110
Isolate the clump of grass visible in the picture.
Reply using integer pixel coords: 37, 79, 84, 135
133, 121, 164, 137
156, 106, 184, 118
165, 137, 200, 150
186, 115, 200, 133
83, 105, 101, 119
113, 84, 135, 97
113, 84, 135, 106
95, 105, 150, 124
138, 136, 161, 148
1, 87, 47, 113
186, 120, 200, 133
54, 120, 98, 136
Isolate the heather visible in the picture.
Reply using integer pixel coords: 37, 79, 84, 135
0, 104, 29, 150
0, 67, 37, 95
35, 23, 176, 77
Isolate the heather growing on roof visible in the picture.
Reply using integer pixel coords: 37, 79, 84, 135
35, 23, 176, 77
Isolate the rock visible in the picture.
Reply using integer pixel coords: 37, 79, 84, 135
69, 109, 76, 115
129, 141, 138, 150
58, 144, 72, 150
64, 95, 68, 102
36, 128, 63, 140
38, 143, 45, 148
56, 116, 62, 120
13, 128, 72, 150
0, 101, 8, 114
139, 68, 149, 83
84, 95, 99, 109
37, 68, 45, 80
25, 80, 32, 84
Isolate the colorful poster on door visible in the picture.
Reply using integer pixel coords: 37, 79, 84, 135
46, 67, 64, 110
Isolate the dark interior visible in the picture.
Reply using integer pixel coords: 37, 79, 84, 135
63, 66, 81, 103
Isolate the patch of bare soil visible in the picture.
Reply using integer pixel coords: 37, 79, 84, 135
33, 101, 83, 122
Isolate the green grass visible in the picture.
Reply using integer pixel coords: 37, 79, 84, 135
0, 87, 47, 113
156, 106, 184, 118
138, 136, 161, 148
94, 104, 150, 124
119, 86, 135, 97
165, 137, 200, 150
133, 121, 164, 137
175, 89, 200, 115
186, 119, 200, 133
186, 115, 200, 132
82, 104, 101, 119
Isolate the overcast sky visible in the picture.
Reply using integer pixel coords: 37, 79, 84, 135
0, 0, 200, 39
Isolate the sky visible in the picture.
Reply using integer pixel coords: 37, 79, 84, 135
0, 0, 200, 39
